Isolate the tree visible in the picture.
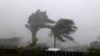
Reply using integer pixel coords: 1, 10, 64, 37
26, 10, 77, 48
90, 40, 100, 49
26, 9, 55, 40
50, 19, 77, 48
89, 37, 100, 49
15, 38, 48, 56
27, 38, 48, 56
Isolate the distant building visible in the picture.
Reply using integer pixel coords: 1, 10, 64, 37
0, 37, 21, 49
62, 46, 88, 52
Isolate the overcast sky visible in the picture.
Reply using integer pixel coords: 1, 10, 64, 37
0, 0, 100, 48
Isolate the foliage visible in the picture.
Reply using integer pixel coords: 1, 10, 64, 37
0, 38, 49, 56
15, 46, 25, 56
87, 37, 100, 56
26, 9, 77, 48
49, 19, 77, 48
28, 38, 38, 49
87, 48, 100, 56
26, 9, 55, 39
27, 38, 48, 56
50, 19, 77, 42
90, 40, 100, 49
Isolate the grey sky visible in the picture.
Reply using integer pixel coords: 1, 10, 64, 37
0, 0, 100, 47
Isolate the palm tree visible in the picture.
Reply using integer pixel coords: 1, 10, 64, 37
26, 10, 55, 40
49, 19, 77, 48
26, 10, 77, 48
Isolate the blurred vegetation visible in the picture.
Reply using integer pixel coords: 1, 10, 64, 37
90, 40, 100, 49
50, 19, 77, 47
0, 38, 48, 56
26, 10, 77, 48
26, 9, 55, 40
87, 48, 100, 56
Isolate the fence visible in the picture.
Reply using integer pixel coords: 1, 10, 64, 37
0, 49, 96, 56
42, 51, 87, 56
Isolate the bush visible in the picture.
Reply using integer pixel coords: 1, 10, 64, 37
87, 48, 100, 56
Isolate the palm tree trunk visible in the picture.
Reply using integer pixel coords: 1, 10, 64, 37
32, 29, 38, 40
32, 32, 36, 39
54, 37, 56, 48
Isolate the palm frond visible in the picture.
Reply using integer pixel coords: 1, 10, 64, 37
56, 35, 65, 42
63, 34, 74, 41
52, 29, 65, 42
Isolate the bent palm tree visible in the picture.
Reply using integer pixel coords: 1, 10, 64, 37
26, 9, 55, 40
26, 10, 77, 48
50, 19, 77, 48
